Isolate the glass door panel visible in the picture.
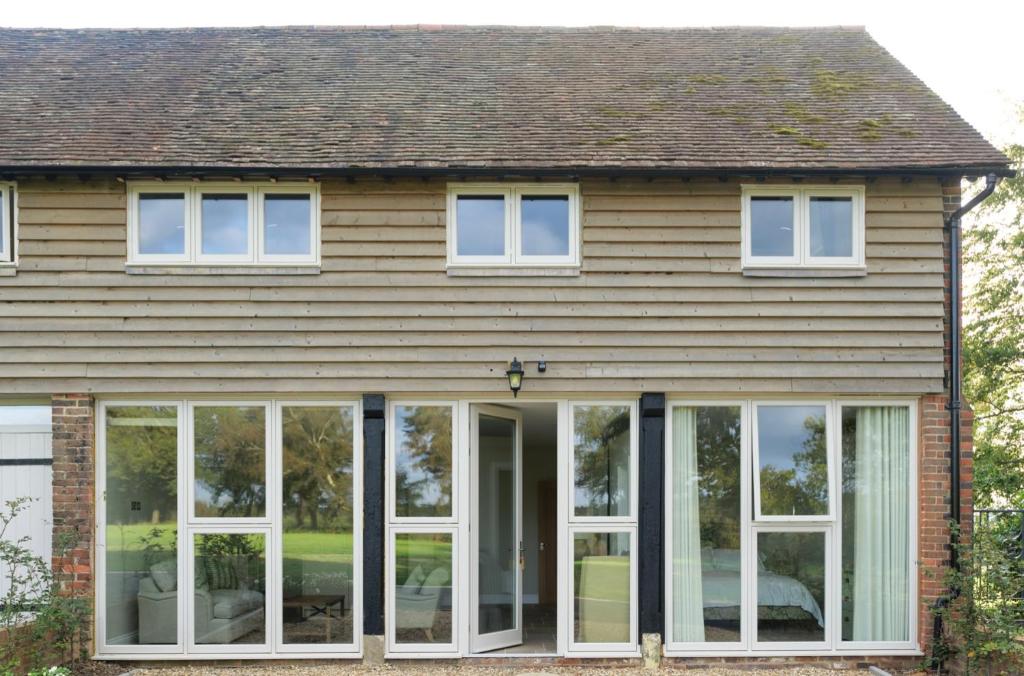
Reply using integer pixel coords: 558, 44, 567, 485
471, 405, 523, 653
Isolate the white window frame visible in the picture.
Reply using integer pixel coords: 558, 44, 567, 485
257, 185, 320, 265
663, 401, 751, 653
186, 524, 273, 655
387, 401, 460, 525
752, 401, 835, 522
663, 398, 919, 657
565, 525, 638, 655
568, 400, 639, 525
750, 523, 834, 652
194, 183, 256, 264
96, 397, 363, 660
446, 183, 580, 269
127, 182, 320, 266
96, 400, 187, 656
273, 399, 363, 655
741, 185, 864, 270
0, 181, 17, 265
386, 525, 460, 655
187, 401, 274, 525
128, 184, 194, 265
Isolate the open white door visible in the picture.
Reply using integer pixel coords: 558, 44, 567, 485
470, 404, 523, 653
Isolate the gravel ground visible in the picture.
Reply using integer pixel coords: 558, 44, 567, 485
111, 666, 867, 676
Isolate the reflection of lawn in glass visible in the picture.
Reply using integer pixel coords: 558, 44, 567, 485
105, 523, 177, 571
394, 536, 452, 586
105, 525, 355, 576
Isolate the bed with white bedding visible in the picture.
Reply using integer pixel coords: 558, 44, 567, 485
698, 548, 824, 628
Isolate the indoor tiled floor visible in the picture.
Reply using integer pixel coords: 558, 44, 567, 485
480, 604, 557, 655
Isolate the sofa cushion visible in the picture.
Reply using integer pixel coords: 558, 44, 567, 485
401, 565, 426, 593
150, 559, 177, 592
210, 590, 259, 619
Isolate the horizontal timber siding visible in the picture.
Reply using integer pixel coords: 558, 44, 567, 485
0, 176, 946, 395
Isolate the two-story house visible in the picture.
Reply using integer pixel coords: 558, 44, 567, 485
0, 25, 1011, 669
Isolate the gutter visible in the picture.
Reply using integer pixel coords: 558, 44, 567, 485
931, 172, 998, 668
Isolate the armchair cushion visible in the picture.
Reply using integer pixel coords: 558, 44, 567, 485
150, 559, 177, 592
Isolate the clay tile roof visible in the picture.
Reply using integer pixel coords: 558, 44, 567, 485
0, 25, 1010, 174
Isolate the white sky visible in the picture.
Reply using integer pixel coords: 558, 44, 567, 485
3, 0, 1022, 147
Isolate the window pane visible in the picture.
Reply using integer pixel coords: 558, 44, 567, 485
264, 194, 311, 256
201, 194, 249, 256
394, 532, 453, 644
809, 196, 854, 258
104, 405, 178, 646
394, 405, 453, 518
138, 193, 186, 255
757, 405, 829, 516
456, 195, 505, 256
671, 406, 742, 643
521, 195, 570, 256
841, 406, 910, 642
193, 533, 266, 645
757, 532, 825, 642
750, 196, 794, 257
193, 406, 266, 518
574, 532, 631, 644
282, 406, 355, 645
573, 405, 631, 518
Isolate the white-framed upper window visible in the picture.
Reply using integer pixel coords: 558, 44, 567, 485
127, 182, 320, 266
752, 402, 834, 522
0, 181, 16, 264
741, 185, 864, 269
446, 183, 580, 268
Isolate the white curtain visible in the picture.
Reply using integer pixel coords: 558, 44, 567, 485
672, 407, 705, 642
853, 406, 910, 641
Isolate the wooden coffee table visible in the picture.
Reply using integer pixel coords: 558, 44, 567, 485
282, 594, 346, 642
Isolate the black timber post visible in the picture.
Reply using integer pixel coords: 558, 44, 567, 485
638, 392, 666, 638
363, 394, 386, 636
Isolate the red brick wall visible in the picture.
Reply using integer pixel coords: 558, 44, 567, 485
51, 394, 95, 650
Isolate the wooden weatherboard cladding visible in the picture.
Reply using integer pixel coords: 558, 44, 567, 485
0, 176, 944, 395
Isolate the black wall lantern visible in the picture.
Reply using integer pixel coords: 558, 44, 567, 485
506, 357, 525, 397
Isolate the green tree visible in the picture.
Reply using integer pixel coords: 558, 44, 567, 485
964, 139, 1024, 506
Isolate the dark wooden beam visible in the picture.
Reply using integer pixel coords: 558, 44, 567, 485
362, 394, 386, 636
638, 392, 666, 638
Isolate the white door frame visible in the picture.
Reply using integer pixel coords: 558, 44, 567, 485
469, 404, 524, 653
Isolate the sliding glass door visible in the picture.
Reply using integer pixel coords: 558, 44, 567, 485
664, 400, 915, 655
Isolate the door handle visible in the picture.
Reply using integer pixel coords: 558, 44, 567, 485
519, 541, 526, 571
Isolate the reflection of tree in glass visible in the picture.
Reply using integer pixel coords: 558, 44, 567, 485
395, 406, 452, 517
282, 407, 354, 531
574, 406, 630, 516
759, 414, 828, 515
196, 533, 264, 590
194, 407, 266, 517
695, 407, 742, 549
106, 406, 178, 526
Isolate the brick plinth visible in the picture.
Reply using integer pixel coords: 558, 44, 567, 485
51, 394, 95, 652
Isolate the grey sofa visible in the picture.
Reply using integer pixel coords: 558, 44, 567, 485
138, 560, 264, 645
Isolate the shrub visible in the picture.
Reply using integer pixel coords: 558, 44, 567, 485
0, 498, 89, 675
